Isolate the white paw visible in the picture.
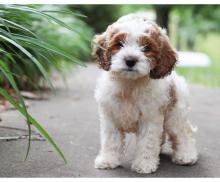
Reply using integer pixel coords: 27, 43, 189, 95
172, 150, 198, 165
131, 158, 159, 174
94, 154, 121, 169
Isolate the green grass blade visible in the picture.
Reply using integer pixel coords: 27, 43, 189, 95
41, 9, 87, 18
2, 5, 91, 41
0, 60, 32, 160
13, 34, 85, 66
0, 88, 67, 163
4, 5, 77, 32
0, 17, 39, 38
0, 69, 20, 78
0, 34, 54, 90
0, 47, 7, 53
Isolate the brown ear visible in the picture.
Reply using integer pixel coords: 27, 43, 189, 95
92, 33, 110, 71
150, 33, 178, 79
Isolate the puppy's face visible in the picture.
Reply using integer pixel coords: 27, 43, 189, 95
93, 18, 177, 79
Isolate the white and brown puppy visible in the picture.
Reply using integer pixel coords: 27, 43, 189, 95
92, 13, 198, 174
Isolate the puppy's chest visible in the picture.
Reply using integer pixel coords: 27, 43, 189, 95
111, 91, 143, 133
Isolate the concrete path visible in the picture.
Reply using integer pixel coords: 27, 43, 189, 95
0, 63, 220, 177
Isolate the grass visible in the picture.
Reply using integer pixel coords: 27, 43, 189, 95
176, 33, 220, 88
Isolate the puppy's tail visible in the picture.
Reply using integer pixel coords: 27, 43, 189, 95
187, 120, 198, 133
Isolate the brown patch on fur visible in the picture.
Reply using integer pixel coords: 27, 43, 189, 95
116, 86, 139, 133
138, 25, 178, 79
138, 35, 160, 67
161, 83, 179, 150
92, 33, 110, 71
92, 26, 127, 71
119, 121, 139, 133
167, 83, 177, 111
149, 27, 178, 79
160, 82, 177, 121
108, 33, 127, 55
169, 133, 178, 150
113, 76, 149, 134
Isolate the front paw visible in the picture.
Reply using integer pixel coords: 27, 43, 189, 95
131, 157, 159, 174
94, 154, 121, 169
172, 149, 198, 165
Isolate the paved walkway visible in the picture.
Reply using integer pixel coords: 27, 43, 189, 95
0, 63, 220, 177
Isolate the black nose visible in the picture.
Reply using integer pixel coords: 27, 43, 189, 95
125, 58, 137, 68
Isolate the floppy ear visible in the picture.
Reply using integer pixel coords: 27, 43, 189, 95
150, 32, 178, 79
92, 33, 110, 71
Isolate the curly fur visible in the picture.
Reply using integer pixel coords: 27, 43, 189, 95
92, 13, 198, 174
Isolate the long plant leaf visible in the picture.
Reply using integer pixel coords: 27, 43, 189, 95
0, 34, 54, 89
0, 88, 67, 163
0, 60, 31, 160
0, 17, 39, 38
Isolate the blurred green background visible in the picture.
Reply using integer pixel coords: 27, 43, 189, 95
1, 4, 220, 90
71, 5, 220, 88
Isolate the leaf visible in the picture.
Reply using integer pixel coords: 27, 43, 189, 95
0, 60, 32, 160
0, 17, 39, 38
0, 33, 54, 90
0, 4, 91, 162
41, 9, 87, 18
13, 34, 85, 66
0, 88, 67, 163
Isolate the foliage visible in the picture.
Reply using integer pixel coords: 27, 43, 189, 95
71, 5, 152, 33
171, 5, 220, 50
70, 5, 121, 33
176, 33, 220, 88
0, 4, 92, 162
0, 5, 93, 90
170, 5, 220, 87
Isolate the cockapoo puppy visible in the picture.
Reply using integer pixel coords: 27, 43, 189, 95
92, 13, 198, 174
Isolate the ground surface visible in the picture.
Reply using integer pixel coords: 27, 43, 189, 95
0, 63, 220, 177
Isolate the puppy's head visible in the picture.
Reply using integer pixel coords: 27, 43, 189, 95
92, 14, 177, 80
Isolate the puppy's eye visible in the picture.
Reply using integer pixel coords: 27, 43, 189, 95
142, 45, 150, 52
116, 42, 124, 48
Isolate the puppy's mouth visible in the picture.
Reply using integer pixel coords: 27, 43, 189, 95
122, 68, 137, 72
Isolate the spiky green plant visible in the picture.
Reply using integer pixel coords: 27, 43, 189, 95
0, 5, 93, 90
0, 5, 92, 162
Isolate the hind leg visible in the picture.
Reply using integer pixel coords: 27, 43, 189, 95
165, 109, 198, 165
